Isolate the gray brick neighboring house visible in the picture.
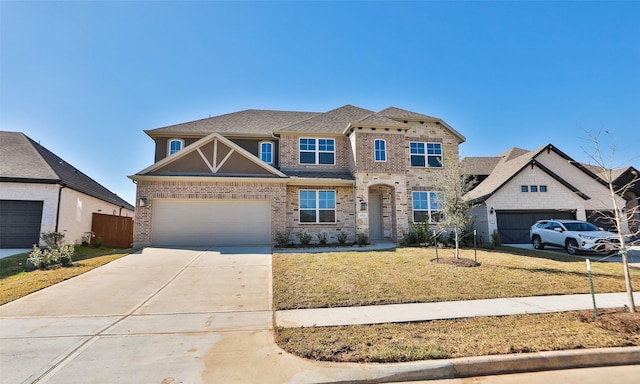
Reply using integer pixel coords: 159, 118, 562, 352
130, 105, 466, 247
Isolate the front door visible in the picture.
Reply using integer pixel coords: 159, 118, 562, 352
369, 192, 383, 241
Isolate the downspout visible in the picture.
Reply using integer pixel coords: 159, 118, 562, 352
55, 184, 66, 232
119, 206, 123, 216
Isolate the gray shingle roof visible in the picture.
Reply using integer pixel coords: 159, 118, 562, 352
460, 156, 502, 176
281, 168, 355, 180
146, 110, 320, 136
0, 131, 134, 210
276, 105, 374, 133
465, 146, 542, 202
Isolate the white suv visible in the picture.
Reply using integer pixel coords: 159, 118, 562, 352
529, 219, 620, 255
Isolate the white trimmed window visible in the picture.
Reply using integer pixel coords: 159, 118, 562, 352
374, 139, 386, 162
168, 139, 184, 156
259, 141, 274, 164
299, 190, 336, 223
410, 142, 443, 167
299, 138, 335, 165
412, 191, 444, 223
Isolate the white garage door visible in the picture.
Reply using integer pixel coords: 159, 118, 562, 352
151, 199, 271, 246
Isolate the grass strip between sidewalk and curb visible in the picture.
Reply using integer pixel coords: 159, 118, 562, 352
275, 308, 640, 363
273, 247, 640, 310
0, 247, 137, 305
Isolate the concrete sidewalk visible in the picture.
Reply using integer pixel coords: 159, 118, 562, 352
276, 292, 640, 328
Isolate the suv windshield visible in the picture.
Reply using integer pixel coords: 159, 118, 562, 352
562, 222, 600, 231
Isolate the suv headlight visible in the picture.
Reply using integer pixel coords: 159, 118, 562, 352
579, 234, 596, 240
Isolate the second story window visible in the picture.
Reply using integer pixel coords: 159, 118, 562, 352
168, 139, 184, 156
374, 139, 386, 162
300, 138, 335, 165
410, 142, 443, 168
259, 141, 274, 164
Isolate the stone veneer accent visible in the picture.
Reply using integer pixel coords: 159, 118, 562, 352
133, 180, 286, 247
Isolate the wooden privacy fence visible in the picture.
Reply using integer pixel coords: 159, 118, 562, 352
91, 213, 133, 248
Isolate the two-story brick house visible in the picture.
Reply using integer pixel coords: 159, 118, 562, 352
130, 105, 465, 247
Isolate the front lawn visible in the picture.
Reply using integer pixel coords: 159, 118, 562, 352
273, 246, 639, 310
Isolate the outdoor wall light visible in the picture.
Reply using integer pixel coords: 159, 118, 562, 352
139, 197, 147, 207
360, 201, 367, 211
490, 207, 494, 215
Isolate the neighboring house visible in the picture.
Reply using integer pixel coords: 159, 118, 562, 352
0, 131, 135, 248
130, 105, 466, 247
462, 144, 631, 244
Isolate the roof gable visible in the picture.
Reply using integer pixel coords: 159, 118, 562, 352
276, 104, 374, 134
377, 106, 466, 143
0, 131, 134, 209
135, 132, 286, 178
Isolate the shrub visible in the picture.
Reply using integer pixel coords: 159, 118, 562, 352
357, 233, 369, 246
336, 231, 348, 245
317, 232, 328, 246
41, 231, 65, 248
297, 231, 312, 246
404, 221, 435, 246
94, 236, 103, 248
274, 231, 291, 248
26, 244, 74, 270
491, 229, 501, 246
81, 233, 91, 247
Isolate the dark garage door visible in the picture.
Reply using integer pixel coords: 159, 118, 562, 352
496, 210, 576, 244
0, 200, 44, 248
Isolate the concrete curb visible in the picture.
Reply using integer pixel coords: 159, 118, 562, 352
313, 346, 640, 383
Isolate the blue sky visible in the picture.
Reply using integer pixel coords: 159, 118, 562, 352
2, 1, 639, 205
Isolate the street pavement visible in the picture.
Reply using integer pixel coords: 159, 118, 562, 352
0, 246, 638, 384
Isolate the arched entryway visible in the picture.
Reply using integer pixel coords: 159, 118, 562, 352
368, 184, 395, 241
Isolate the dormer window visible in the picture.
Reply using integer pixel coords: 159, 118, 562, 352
259, 141, 274, 164
168, 139, 184, 156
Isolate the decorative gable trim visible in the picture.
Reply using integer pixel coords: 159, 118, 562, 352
469, 159, 590, 204
134, 132, 287, 178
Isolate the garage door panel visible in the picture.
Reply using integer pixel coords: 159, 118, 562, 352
0, 200, 43, 248
496, 210, 575, 244
151, 200, 270, 246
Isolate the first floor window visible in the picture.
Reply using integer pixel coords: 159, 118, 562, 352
299, 190, 336, 223
168, 139, 184, 156
412, 191, 444, 223
259, 141, 274, 164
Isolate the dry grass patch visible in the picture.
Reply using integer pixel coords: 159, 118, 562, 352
0, 252, 129, 305
275, 309, 640, 362
273, 247, 640, 310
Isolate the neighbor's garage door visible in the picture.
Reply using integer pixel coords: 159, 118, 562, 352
151, 199, 271, 246
496, 210, 575, 244
0, 200, 43, 248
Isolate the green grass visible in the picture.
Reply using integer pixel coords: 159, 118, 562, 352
273, 246, 640, 310
0, 246, 135, 305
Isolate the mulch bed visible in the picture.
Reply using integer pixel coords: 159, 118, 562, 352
431, 257, 481, 267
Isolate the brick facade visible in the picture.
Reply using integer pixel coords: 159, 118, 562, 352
133, 180, 287, 247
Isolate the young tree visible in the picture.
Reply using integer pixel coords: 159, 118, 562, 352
583, 130, 638, 313
433, 154, 476, 259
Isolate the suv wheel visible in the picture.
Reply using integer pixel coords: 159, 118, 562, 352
532, 236, 544, 250
566, 239, 579, 255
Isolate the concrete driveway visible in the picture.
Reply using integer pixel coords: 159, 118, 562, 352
0, 247, 293, 383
